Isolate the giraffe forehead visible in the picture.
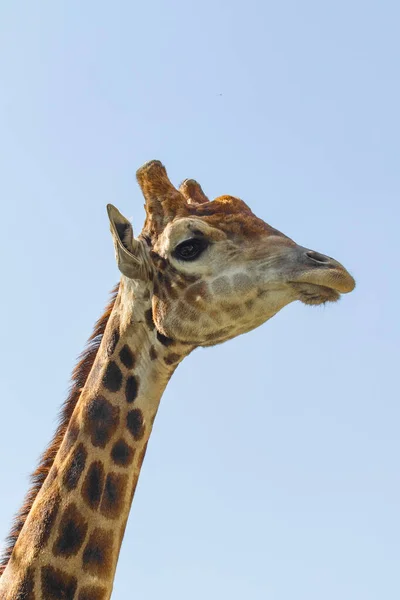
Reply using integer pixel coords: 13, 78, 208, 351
191, 195, 282, 239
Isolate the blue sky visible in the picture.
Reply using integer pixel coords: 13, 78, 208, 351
0, 1, 398, 598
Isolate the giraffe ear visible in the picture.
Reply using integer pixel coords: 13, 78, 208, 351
107, 204, 145, 280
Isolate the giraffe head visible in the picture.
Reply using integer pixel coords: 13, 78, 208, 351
108, 160, 355, 347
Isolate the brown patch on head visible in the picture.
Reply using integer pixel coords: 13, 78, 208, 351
232, 272, 252, 293
82, 528, 114, 579
149, 345, 158, 361
212, 276, 230, 296
185, 282, 209, 305
100, 472, 128, 520
41, 565, 77, 600
126, 409, 145, 441
81, 461, 105, 510
245, 298, 255, 310
83, 396, 120, 448
190, 195, 276, 239
78, 585, 108, 600
63, 443, 87, 491
11, 566, 35, 600
111, 439, 135, 467
53, 503, 88, 558
204, 328, 231, 342
161, 274, 179, 300
176, 300, 199, 322
222, 303, 244, 318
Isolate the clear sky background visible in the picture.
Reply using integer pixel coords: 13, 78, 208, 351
0, 2, 398, 599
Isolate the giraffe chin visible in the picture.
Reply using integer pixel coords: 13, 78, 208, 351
290, 282, 341, 306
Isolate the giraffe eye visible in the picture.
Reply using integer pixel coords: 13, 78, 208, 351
173, 238, 209, 261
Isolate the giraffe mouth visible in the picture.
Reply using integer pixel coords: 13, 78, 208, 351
290, 282, 341, 306
287, 248, 355, 305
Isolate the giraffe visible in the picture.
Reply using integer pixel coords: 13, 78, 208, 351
0, 160, 355, 599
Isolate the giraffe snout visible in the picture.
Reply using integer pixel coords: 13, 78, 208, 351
295, 246, 356, 294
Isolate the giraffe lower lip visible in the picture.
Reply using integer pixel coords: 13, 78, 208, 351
290, 282, 341, 305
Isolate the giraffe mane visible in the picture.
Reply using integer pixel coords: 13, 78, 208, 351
0, 283, 120, 575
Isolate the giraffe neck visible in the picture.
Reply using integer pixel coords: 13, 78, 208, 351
0, 280, 193, 600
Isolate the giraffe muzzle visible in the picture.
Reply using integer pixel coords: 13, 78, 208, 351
291, 246, 356, 294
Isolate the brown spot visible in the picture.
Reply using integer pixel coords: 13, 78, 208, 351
26, 490, 60, 555
212, 276, 230, 296
179, 271, 200, 283
119, 344, 134, 369
232, 272, 252, 292
83, 396, 120, 448
53, 503, 88, 558
205, 327, 230, 341
78, 585, 108, 600
106, 329, 120, 356
81, 461, 105, 510
149, 251, 167, 270
245, 298, 254, 310
156, 331, 174, 347
0, 285, 120, 580
257, 288, 268, 298
102, 361, 123, 392
41, 565, 77, 600
125, 375, 139, 403
137, 442, 148, 470
126, 409, 145, 441
164, 353, 181, 365
223, 303, 243, 317
60, 414, 80, 461
163, 276, 179, 299
176, 300, 199, 322
100, 472, 128, 519
12, 567, 35, 600
175, 277, 187, 290
185, 282, 209, 304
63, 443, 87, 491
111, 439, 135, 467
82, 528, 114, 579
144, 307, 155, 330
149, 345, 157, 360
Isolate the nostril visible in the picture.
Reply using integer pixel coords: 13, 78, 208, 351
306, 251, 331, 265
